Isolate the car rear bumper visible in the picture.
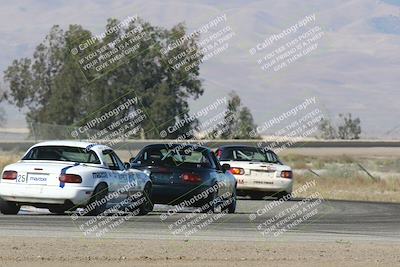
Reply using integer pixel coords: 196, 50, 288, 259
237, 178, 293, 193
0, 183, 93, 205
152, 184, 214, 206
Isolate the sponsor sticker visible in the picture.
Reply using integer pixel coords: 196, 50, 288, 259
93, 172, 108, 179
28, 173, 48, 185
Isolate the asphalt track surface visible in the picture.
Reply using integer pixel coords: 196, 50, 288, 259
0, 198, 399, 243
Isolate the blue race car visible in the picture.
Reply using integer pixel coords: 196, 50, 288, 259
130, 144, 237, 213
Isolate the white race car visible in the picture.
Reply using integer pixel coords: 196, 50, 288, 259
0, 141, 153, 215
216, 145, 293, 200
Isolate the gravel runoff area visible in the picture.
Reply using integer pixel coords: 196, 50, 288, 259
1, 199, 400, 266
0, 237, 399, 267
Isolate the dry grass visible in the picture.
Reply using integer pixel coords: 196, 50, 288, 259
281, 153, 400, 202
294, 172, 400, 203
283, 154, 399, 175
0, 152, 23, 172
281, 154, 355, 169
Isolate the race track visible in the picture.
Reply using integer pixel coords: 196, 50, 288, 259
1, 198, 399, 243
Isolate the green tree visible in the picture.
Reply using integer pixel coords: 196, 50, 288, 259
211, 92, 258, 139
2, 18, 203, 139
0, 84, 6, 126
318, 118, 336, 139
236, 107, 257, 138
337, 113, 361, 140
318, 113, 361, 140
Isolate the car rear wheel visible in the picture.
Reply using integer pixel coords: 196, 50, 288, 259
86, 183, 108, 216
137, 183, 154, 216
203, 189, 218, 213
276, 192, 291, 201
0, 199, 20, 215
223, 190, 237, 214
48, 206, 67, 215
249, 192, 265, 200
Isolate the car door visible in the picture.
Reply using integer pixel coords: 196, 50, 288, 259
101, 150, 130, 202
209, 151, 229, 198
110, 151, 139, 195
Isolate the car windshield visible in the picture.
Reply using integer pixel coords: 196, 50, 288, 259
135, 146, 213, 168
22, 146, 101, 164
219, 147, 280, 163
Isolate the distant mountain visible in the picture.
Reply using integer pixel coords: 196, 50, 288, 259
371, 15, 400, 34
382, 0, 400, 6
1, 0, 399, 138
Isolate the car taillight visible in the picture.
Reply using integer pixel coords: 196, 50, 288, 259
2, 171, 17, 180
181, 173, 202, 183
281, 170, 293, 179
59, 174, 82, 183
229, 167, 244, 175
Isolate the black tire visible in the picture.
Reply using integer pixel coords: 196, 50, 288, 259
249, 192, 265, 200
223, 190, 237, 214
48, 206, 67, 215
0, 199, 20, 215
276, 192, 291, 201
86, 183, 108, 216
137, 183, 154, 216
202, 188, 218, 213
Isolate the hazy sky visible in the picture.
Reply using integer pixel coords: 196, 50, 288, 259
0, 0, 399, 138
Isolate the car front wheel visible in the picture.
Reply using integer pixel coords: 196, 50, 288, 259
137, 183, 154, 216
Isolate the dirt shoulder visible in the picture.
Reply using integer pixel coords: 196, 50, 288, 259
0, 237, 399, 267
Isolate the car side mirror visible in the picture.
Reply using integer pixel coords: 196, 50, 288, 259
124, 162, 131, 170
221, 163, 231, 173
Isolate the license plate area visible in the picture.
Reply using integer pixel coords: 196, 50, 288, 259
253, 180, 274, 185
151, 173, 172, 184
27, 173, 49, 185
251, 170, 275, 178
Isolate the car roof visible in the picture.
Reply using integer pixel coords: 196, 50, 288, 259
29, 141, 112, 152
217, 145, 274, 153
141, 143, 210, 151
